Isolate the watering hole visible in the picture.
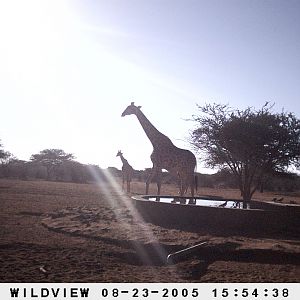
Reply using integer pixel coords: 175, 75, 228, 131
131, 195, 300, 234
146, 196, 248, 209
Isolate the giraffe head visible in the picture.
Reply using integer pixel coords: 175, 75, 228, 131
121, 102, 142, 117
116, 150, 123, 157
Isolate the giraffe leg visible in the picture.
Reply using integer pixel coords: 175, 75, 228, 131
146, 166, 159, 194
179, 180, 184, 196
127, 177, 131, 193
145, 172, 153, 194
190, 174, 195, 197
156, 169, 162, 195
188, 174, 196, 204
179, 173, 185, 197
179, 176, 183, 197
122, 174, 125, 191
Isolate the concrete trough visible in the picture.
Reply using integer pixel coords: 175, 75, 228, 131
131, 195, 300, 234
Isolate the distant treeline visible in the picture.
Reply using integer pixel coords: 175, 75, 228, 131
0, 143, 299, 192
0, 158, 104, 183
0, 157, 300, 193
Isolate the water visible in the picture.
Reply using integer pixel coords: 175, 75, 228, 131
147, 197, 247, 209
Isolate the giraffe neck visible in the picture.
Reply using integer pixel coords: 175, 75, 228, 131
134, 108, 173, 147
119, 155, 127, 165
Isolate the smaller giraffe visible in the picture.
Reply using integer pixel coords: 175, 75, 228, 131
116, 150, 134, 193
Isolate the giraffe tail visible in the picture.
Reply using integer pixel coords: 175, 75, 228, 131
194, 175, 198, 192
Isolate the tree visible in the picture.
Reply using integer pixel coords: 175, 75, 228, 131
0, 151, 17, 177
0, 140, 5, 159
190, 103, 300, 207
0, 151, 16, 164
0, 140, 18, 177
30, 149, 74, 180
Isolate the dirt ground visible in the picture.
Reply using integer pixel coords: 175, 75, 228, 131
0, 178, 299, 282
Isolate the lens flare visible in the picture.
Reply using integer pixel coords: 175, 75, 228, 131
87, 165, 177, 274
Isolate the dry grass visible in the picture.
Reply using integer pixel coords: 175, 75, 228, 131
0, 178, 299, 282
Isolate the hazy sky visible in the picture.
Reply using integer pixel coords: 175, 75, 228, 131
1, 0, 299, 173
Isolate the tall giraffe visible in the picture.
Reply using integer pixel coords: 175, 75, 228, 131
116, 150, 134, 193
121, 102, 197, 197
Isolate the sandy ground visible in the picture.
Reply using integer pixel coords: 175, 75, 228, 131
0, 179, 299, 282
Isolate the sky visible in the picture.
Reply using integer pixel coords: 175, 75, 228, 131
0, 0, 300, 174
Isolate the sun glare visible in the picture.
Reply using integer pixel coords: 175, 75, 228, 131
86, 165, 175, 272
1, 1, 70, 83
1, 0, 201, 171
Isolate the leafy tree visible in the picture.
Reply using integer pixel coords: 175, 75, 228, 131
0, 151, 17, 177
0, 140, 17, 177
0, 151, 16, 164
30, 149, 74, 180
0, 140, 5, 159
190, 103, 300, 206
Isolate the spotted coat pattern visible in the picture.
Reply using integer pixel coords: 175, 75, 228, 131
121, 102, 197, 197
